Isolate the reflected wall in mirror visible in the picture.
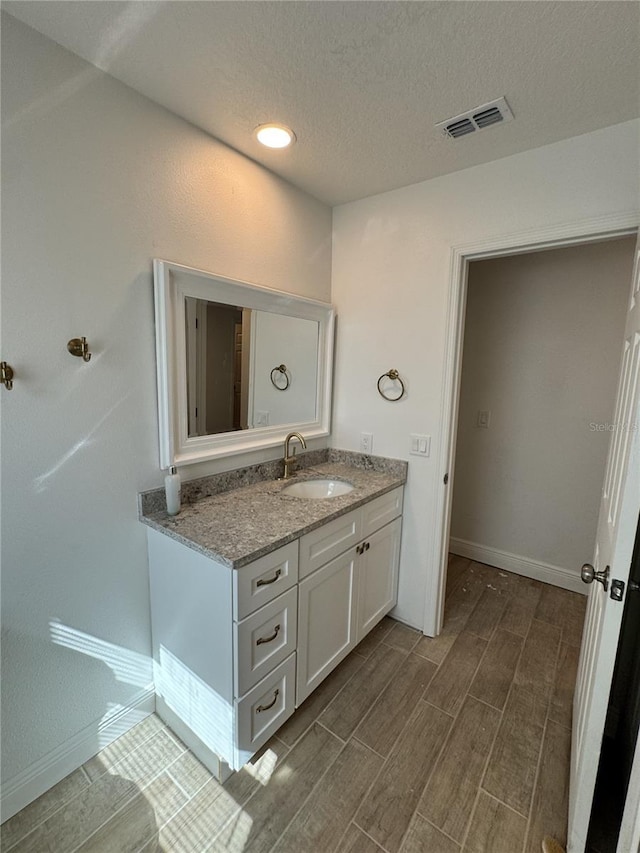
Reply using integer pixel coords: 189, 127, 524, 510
185, 299, 319, 437
154, 260, 334, 467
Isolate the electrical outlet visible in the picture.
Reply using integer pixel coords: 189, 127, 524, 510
255, 411, 270, 426
360, 432, 374, 454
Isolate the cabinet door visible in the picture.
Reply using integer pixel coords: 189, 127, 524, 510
296, 549, 357, 705
356, 517, 402, 643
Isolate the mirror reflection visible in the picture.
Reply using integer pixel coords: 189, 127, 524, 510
185, 297, 319, 437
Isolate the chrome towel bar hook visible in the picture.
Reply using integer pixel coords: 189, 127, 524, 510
377, 368, 406, 401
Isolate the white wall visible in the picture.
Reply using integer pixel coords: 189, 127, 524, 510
0, 13, 331, 812
450, 238, 634, 576
331, 119, 640, 630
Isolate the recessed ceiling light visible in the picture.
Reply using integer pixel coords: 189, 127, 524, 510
255, 123, 296, 149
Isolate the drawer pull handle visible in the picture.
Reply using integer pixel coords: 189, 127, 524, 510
256, 624, 281, 646
256, 689, 279, 713
256, 569, 282, 587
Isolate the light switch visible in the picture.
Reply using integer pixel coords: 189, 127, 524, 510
410, 434, 431, 457
477, 410, 491, 429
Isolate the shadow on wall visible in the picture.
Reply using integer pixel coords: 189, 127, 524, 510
0, 620, 154, 816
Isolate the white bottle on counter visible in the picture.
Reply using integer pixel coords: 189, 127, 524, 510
164, 466, 181, 516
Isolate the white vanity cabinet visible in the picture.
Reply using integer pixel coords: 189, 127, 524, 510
147, 533, 299, 779
296, 487, 403, 704
146, 483, 403, 781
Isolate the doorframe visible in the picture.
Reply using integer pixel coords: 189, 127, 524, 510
427, 210, 640, 639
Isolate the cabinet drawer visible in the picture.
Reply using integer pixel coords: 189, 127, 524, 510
236, 653, 296, 759
299, 508, 361, 580
361, 487, 404, 539
235, 587, 298, 696
233, 542, 298, 620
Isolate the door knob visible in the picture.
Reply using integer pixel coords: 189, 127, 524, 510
581, 563, 609, 591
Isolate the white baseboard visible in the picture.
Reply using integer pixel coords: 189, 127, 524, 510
1, 686, 156, 823
449, 538, 587, 595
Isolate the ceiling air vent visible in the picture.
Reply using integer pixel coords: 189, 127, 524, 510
436, 96, 514, 140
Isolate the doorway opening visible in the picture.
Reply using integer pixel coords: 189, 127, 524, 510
428, 215, 639, 640
429, 213, 639, 851
448, 237, 634, 595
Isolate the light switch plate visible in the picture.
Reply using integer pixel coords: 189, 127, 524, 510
477, 410, 491, 428
410, 434, 431, 456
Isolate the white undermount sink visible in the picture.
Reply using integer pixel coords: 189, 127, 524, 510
282, 478, 354, 499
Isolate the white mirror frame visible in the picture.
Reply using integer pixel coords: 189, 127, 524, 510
153, 259, 335, 468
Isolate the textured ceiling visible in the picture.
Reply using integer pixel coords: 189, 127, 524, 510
4, 1, 640, 206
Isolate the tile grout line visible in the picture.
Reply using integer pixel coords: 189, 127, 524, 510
460, 690, 507, 848
348, 699, 443, 851
352, 698, 454, 853
278, 652, 370, 750
3, 720, 169, 852
319, 646, 414, 742
5, 722, 179, 853
350, 822, 391, 853
349, 648, 439, 755
67, 753, 190, 853
264, 737, 356, 852
314, 719, 347, 743
160, 775, 231, 853
477, 785, 533, 821
476, 593, 538, 823
523, 698, 558, 853
390, 699, 459, 848
308, 639, 392, 733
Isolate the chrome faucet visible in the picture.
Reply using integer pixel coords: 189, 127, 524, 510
282, 432, 307, 479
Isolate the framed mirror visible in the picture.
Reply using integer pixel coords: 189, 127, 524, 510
153, 259, 335, 467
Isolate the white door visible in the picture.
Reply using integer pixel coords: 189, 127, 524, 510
569, 238, 640, 853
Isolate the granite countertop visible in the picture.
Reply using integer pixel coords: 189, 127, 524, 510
139, 451, 407, 569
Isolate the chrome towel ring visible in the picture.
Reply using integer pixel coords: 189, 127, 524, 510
270, 364, 291, 391
377, 368, 405, 401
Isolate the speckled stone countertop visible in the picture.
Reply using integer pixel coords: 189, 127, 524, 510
139, 450, 407, 569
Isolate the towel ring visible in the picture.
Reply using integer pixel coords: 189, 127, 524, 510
377, 369, 405, 402
270, 364, 291, 391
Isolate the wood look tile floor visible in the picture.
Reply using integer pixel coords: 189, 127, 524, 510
1, 558, 587, 853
